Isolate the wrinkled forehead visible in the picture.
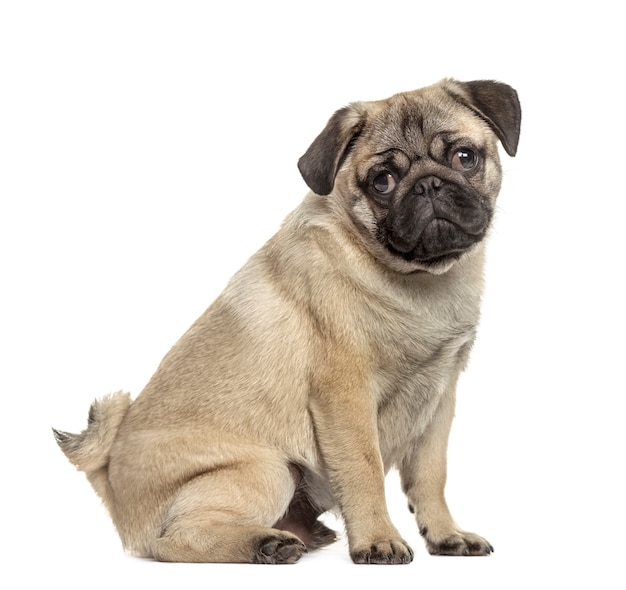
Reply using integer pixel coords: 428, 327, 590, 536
361, 90, 492, 157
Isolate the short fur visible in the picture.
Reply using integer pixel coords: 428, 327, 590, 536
55, 78, 521, 564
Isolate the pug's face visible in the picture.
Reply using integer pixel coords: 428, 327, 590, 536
299, 79, 521, 274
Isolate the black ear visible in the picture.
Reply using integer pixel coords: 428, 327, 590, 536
452, 80, 522, 157
298, 104, 365, 195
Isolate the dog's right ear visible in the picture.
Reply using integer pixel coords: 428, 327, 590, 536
298, 104, 365, 196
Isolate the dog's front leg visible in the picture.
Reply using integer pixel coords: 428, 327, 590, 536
309, 352, 413, 565
399, 380, 493, 556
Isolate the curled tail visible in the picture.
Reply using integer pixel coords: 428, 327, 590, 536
53, 391, 131, 514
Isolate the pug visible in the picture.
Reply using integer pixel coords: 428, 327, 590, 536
54, 78, 521, 565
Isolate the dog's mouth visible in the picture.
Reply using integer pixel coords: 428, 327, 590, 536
386, 220, 465, 262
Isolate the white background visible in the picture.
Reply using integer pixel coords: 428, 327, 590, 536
1, 1, 624, 588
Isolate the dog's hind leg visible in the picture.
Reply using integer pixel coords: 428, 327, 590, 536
273, 468, 337, 551
150, 452, 307, 563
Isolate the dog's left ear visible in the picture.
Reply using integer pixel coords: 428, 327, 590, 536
298, 104, 366, 195
451, 80, 522, 157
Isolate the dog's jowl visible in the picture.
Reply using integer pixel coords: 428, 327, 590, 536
54, 79, 521, 564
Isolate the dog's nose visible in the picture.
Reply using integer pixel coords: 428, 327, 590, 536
415, 176, 443, 196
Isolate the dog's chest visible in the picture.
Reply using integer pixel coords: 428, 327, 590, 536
367, 284, 478, 464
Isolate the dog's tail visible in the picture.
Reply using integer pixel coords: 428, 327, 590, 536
53, 391, 131, 513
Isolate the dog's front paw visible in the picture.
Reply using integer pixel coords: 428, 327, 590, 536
351, 538, 414, 564
421, 527, 493, 556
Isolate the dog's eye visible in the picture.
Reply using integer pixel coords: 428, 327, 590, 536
372, 172, 396, 194
451, 149, 478, 172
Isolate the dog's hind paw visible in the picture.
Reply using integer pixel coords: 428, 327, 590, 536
253, 534, 307, 564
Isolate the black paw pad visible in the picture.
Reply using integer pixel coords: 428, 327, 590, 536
254, 536, 307, 564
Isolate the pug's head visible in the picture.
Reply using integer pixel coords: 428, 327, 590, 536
298, 79, 521, 274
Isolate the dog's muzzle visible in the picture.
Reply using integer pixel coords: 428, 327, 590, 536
383, 176, 491, 262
